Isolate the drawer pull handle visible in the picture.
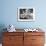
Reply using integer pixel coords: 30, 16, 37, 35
32, 39, 36, 40
9, 38, 12, 40
9, 38, 13, 40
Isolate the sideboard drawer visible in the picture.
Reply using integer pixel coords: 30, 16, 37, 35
24, 32, 44, 36
3, 32, 23, 36
32, 36, 45, 44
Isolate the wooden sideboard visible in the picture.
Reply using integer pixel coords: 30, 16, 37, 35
2, 31, 45, 46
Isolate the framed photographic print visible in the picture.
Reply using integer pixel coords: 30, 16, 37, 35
17, 7, 35, 21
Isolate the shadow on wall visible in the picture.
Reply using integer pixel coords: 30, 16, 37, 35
0, 24, 7, 43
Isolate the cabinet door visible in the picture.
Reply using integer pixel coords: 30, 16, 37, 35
24, 32, 45, 46
24, 33, 32, 46
14, 36, 23, 46
3, 32, 23, 46
32, 36, 45, 46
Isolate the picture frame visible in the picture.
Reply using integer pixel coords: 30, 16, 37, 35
17, 7, 35, 21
